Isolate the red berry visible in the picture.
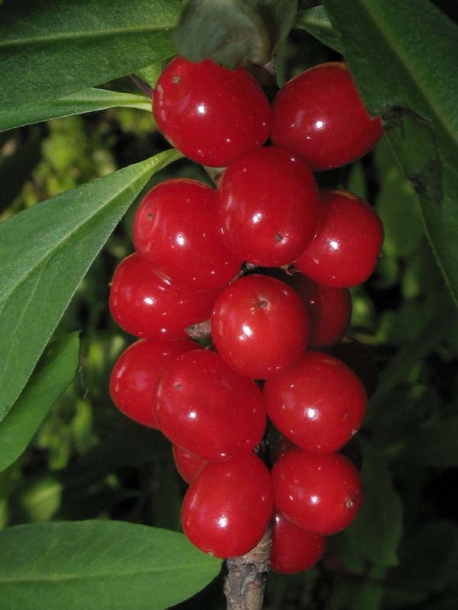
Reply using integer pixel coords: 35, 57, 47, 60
211, 274, 310, 379
264, 351, 367, 454
295, 189, 384, 288
153, 56, 271, 167
172, 445, 207, 485
109, 253, 217, 340
271, 62, 383, 171
109, 338, 196, 428
216, 146, 321, 266
133, 179, 242, 291
290, 273, 352, 348
272, 447, 363, 535
182, 454, 273, 558
154, 350, 266, 461
271, 513, 326, 574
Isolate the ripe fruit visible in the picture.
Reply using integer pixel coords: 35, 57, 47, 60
182, 454, 273, 558
133, 179, 242, 291
270, 513, 326, 574
272, 447, 363, 535
211, 274, 310, 379
154, 350, 266, 461
107, 57, 383, 566
264, 351, 367, 454
109, 338, 196, 428
295, 189, 384, 288
271, 62, 383, 170
153, 56, 271, 167
216, 146, 321, 266
172, 445, 207, 485
109, 253, 217, 340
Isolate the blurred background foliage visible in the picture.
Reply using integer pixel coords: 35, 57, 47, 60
1, 13, 458, 610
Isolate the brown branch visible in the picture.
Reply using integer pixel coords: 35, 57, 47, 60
224, 527, 272, 610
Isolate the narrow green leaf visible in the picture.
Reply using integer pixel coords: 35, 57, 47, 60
322, 0, 458, 305
405, 416, 458, 467
0, 89, 151, 134
0, 149, 182, 422
344, 440, 403, 567
294, 7, 342, 53
0, 0, 181, 112
0, 334, 80, 472
0, 521, 221, 610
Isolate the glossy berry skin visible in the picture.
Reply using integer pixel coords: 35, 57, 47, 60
153, 56, 271, 167
109, 254, 217, 340
271, 513, 326, 574
172, 445, 207, 485
109, 338, 197, 428
211, 274, 310, 379
264, 351, 367, 454
133, 179, 242, 291
272, 447, 363, 535
182, 454, 273, 558
290, 273, 352, 348
154, 350, 266, 461
271, 62, 383, 171
295, 189, 384, 288
216, 147, 321, 266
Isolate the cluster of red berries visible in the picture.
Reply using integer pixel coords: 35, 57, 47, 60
109, 56, 384, 574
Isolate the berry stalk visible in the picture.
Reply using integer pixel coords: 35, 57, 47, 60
224, 528, 272, 610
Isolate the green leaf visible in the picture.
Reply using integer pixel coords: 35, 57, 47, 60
294, 6, 342, 53
404, 416, 458, 467
0, 0, 181, 113
343, 440, 403, 567
175, 0, 297, 69
0, 149, 182, 423
0, 521, 221, 610
0, 334, 80, 472
0, 89, 151, 133
322, 0, 458, 305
